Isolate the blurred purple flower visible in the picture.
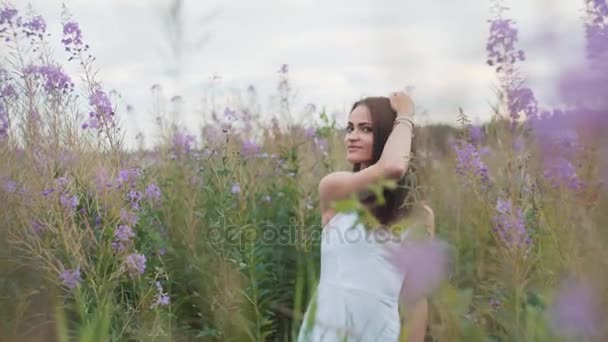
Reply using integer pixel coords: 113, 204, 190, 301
22, 14, 46, 38
82, 89, 114, 131
0, 69, 18, 100
127, 190, 143, 210
59, 266, 82, 290
55, 177, 69, 190
30, 219, 45, 234
22, 64, 74, 95
0, 103, 8, 139
0, 6, 18, 27
115, 168, 141, 188
231, 183, 241, 194
3, 178, 17, 193
94, 167, 112, 192
486, 18, 525, 69
59, 193, 78, 211
451, 140, 491, 184
120, 208, 139, 226
304, 127, 316, 139
470, 125, 483, 145
112, 224, 134, 253
39, 65, 73, 94
543, 156, 582, 191
486, 6, 538, 123
172, 131, 196, 154
61, 21, 83, 49
151, 281, 170, 308
114, 224, 134, 242
492, 198, 531, 250
390, 239, 451, 303
41, 188, 54, 197
125, 252, 146, 276
145, 183, 162, 204
224, 107, 238, 121
242, 139, 260, 157
508, 86, 538, 121
550, 277, 601, 339
0, 83, 16, 100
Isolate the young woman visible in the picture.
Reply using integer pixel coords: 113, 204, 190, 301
297, 91, 433, 341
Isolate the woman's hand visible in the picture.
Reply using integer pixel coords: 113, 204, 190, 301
389, 91, 415, 117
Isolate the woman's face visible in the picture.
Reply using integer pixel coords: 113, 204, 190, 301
344, 104, 374, 168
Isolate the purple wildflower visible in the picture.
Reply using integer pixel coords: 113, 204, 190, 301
112, 224, 134, 253
0, 83, 16, 100
59, 266, 82, 290
486, 18, 525, 69
94, 167, 112, 192
145, 183, 162, 204
231, 183, 241, 194
22, 14, 46, 38
543, 156, 582, 191
451, 140, 491, 184
492, 198, 531, 250
550, 277, 601, 339
3, 178, 17, 193
114, 225, 134, 242
30, 219, 45, 234
304, 127, 316, 139
41, 188, 54, 197
82, 89, 114, 131
0, 68, 18, 100
127, 190, 143, 210
242, 139, 260, 157
55, 177, 69, 190
61, 21, 83, 49
0, 103, 8, 139
224, 107, 238, 121
486, 5, 538, 123
120, 208, 139, 226
470, 125, 483, 145
150, 281, 170, 308
38, 65, 74, 94
125, 252, 146, 276
172, 131, 196, 154
390, 239, 451, 304
507, 86, 538, 119
59, 193, 79, 211
114, 168, 141, 188
0, 6, 18, 28
22, 64, 74, 95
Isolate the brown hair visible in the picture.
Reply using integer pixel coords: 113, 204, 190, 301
350, 96, 422, 226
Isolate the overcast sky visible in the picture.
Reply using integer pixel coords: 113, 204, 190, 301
18, 0, 587, 148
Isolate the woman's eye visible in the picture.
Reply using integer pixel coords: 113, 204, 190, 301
346, 126, 353, 133
363, 127, 372, 132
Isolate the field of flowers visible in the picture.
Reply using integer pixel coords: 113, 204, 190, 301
1, 1, 607, 341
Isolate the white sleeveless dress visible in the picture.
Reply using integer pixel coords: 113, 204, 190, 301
297, 210, 409, 342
